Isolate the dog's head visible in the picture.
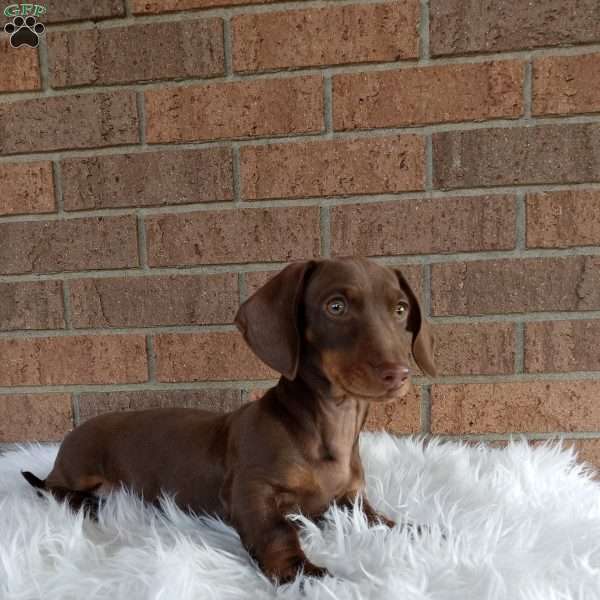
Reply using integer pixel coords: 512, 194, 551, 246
235, 258, 435, 402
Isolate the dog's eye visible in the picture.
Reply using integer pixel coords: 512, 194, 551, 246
326, 298, 347, 317
395, 302, 409, 318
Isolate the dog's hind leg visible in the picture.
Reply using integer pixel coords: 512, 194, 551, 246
22, 471, 103, 519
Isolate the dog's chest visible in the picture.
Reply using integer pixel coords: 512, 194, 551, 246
308, 405, 361, 506
294, 446, 357, 516
316, 456, 353, 498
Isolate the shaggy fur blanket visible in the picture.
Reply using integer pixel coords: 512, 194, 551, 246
1, 434, 599, 600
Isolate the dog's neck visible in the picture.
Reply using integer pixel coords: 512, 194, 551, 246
272, 374, 368, 463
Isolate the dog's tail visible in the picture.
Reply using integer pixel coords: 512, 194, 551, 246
22, 470, 47, 490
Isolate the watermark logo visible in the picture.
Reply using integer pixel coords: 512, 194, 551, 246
3, 4, 46, 48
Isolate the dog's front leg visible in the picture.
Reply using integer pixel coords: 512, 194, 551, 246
230, 479, 327, 583
338, 490, 396, 528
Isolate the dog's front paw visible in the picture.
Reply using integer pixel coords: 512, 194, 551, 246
379, 514, 396, 528
270, 558, 328, 583
302, 560, 328, 578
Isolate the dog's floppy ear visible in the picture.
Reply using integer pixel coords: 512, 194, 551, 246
235, 261, 316, 380
395, 270, 436, 377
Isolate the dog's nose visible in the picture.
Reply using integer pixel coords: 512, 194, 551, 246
374, 363, 410, 389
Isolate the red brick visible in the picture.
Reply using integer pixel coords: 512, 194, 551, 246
48, 20, 224, 88
365, 387, 421, 434
0, 281, 64, 331
70, 273, 238, 328
0, 91, 138, 155
331, 196, 516, 257
62, 148, 233, 211
146, 207, 320, 267
525, 320, 600, 373
241, 136, 424, 200
333, 61, 523, 130
0, 394, 72, 443
0, 216, 138, 275
431, 381, 600, 434
433, 323, 515, 376
533, 53, 600, 116
0, 335, 147, 386
430, 0, 600, 56
145, 76, 323, 144
133, 0, 283, 13
155, 332, 276, 382
78, 389, 245, 423
431, 257, 600, 316
244, 270, 279, 299
43, 0, 125, 23
527, 190, 600, 248
0, 38, 40, 92
433, 124, 600, 189
232, 2, 419, 73
0, 162, 55, 216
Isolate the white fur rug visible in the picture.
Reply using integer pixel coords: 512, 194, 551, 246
1, 434, 599, 600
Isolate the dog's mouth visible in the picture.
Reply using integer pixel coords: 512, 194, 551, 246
319, 357, 412, 402
335, 376, 411, 402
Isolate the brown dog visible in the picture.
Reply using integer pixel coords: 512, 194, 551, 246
22, 258, 435, 582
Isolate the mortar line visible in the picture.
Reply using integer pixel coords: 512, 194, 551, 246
3, 310, 600, 338
124, 0, 133, 17
145, 335, 156, 382
419, 0, 430, 62
0, 372, 599, 396
61, 280, 72, 329
425, 135, 433, 191
136, 214, 149, 270
50, 160, 64, 215
421, 385, 431, 434
3, 40, 600, 102
427, 311, 600, 324
422, 263, 432, 317
71, 393, 81, 427
514, 322, 525, 374
515, 192, 526, 250
238, 272, 247, 303
232, 144, 242, 205
2, 114, 600, 162
323, 72, 333, 134
222, 17, 233, 77
37, 2, 600, 63
417, 372, 600, 384
136, 91, 147, 145
38, 0, 600, 48
523, 59, 533, 119
2, 246, 600, 284
0, 324, 239, 338
438, 432, 600, 442
0, 381, 280, 395
37, 36, 50, 93
43, 0, 397, 31
320, 206, 331, 258
4, 182, 600, 223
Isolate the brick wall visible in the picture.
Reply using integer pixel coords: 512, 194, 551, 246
1, 1, 599, 468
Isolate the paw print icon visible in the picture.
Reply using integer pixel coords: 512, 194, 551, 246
4, 15, 45, 48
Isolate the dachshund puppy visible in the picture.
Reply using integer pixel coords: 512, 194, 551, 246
23, 258, 435, 582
